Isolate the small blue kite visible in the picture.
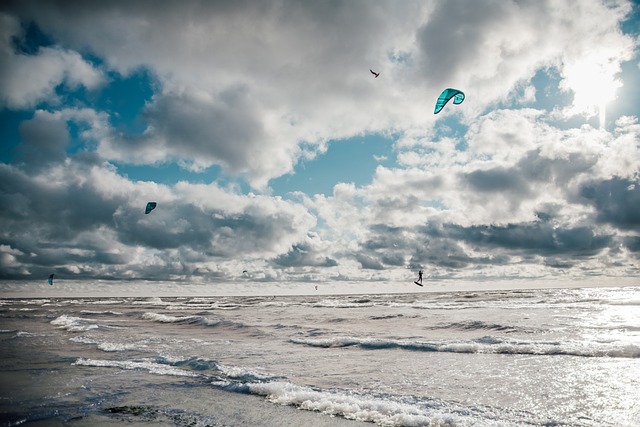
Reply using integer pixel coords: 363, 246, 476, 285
145, 202, 157, 214
434, 88, 465, 114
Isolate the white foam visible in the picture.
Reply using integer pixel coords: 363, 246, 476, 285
70, 336, 141, 352
50, 315, 99, 332
73, 358, 199, 377
70, 336, 97, 345
291, 336, 640, 358
84, 299, 124, 305
141, 312, 226, 327
142, 312, 199, 323
217, 364, 272, 382
134, 297, 171, 305
247, 381, 461, 426
97, 342, 139, 352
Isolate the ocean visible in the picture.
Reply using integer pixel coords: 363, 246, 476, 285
1, 286, 639, 426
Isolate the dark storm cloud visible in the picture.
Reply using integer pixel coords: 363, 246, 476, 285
15, 112, 68, 170
416, 0, 513, 86
460, 149, 597, 197
623, 236, 640, 252
115, 202, 307, 258
580, 177, 640, 230
142, 89, 265, 173
0, 157, 316, 279
0, 164, 123, 241
442, 222, 611, 257
462, 167, 530, 194
272, 242, 338, 268
356, 218, 613, 272
517, 149, 598, 185
408, 238, 474, 270
0, 162, 126, 279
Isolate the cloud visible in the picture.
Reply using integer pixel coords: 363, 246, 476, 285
303, 102, 640, 278
0, 158, 317, 279
15, 110, 69, 170
273, 240, 338, 268
580, 177, 640, 231
98, 87, 300, 187
0, 13, 104, 109
5, 0, 631, 185
416, 0, 635, 115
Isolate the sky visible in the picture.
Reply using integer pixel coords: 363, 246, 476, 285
0, 0, 639, 291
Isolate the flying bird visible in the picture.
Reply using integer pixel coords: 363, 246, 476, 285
370, 69, 380, 78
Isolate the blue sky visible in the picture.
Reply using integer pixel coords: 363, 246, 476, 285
1, 0, 639, 287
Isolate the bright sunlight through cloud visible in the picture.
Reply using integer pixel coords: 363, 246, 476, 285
562, 53, 625, 129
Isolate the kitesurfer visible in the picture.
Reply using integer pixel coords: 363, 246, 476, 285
414, 270, 423, 286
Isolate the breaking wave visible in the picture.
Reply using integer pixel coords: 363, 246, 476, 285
431, 320, 527, 333
290, 336, 640, 358
51, 315, 101, 332
141, 312, 247, 329
73, 358, 200, 377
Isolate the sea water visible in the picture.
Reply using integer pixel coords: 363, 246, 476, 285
1, 286, 639, 426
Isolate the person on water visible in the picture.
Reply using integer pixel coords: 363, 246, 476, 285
416, 270, 423, 285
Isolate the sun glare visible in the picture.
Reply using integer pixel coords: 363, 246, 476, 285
561, 54, 623, 129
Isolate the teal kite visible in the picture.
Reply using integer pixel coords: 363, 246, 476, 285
48, 274, 54, 286
145, 202, 157, 214
434, 88, 465, 114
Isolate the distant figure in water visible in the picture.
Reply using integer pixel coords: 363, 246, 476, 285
414, 270, 423, 286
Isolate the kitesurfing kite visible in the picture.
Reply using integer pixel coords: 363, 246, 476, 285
434, 88, 465, 114
48, 274, 54, 286
370, 69, 380, 78
145, 202, 157, 214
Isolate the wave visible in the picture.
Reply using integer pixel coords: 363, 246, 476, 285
72, 356, 275, 386
132, 297, 172, 306
73, 358, 200, 377
70, 336, 142, 352
83, 299, 125, 305
290, 336, 640, 358
0, 329, 43, 339
302, 298, 378, 309
69, 355, 548, 426
243, 381, 547, 426
141, 312, 246, 329
246, 381, 440, 425
431, 320, 526, 333
370, 314, 406, 320
80, 310, 123, 316
51, 315, 100, 332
